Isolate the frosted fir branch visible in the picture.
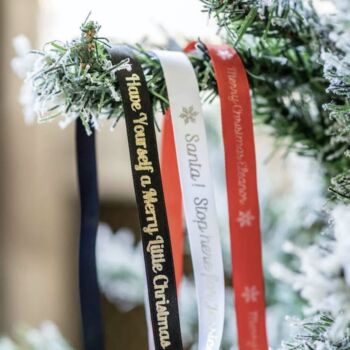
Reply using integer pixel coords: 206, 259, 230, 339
202, 0, 350, 206
200, 0, 350, 197
0, 322, 73, 350
271, 204, 350, 338
320, 0, 350, 200
11, 19, 132, 135
280, 313, 350, 350
200, 0, 330, 47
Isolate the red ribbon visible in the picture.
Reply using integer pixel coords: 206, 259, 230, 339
161, 110, 184, 289
161, 42, 268, 349
205, 43, 268, 350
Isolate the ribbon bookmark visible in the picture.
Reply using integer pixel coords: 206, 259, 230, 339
110, 46, 183, 350
155, 50, 225, 350
202, 43, 269, 350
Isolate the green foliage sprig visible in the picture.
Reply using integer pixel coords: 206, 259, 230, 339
281, 314, 350, 350
29, 17, 130, 134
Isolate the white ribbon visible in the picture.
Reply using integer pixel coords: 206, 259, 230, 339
154, 50, 225, 350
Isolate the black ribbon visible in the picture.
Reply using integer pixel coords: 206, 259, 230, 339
110, 46, 183, 350
76, 121, 105, 350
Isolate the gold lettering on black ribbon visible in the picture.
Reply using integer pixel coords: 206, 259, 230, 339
110, 46, 183, 350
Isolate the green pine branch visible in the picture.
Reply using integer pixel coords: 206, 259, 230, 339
280, 314, 350, 350
200, 0, 350, 201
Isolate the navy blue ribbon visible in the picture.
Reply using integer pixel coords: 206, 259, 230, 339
76, 120, 105, 350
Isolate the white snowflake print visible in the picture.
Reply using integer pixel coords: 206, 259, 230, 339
237, 210, 255, 228
241, 286, 260, 303
216, 48, 234, 61
179, 105, 198, 124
